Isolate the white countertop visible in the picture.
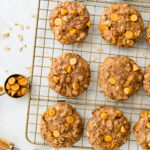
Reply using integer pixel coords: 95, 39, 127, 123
0, 0, 85, 150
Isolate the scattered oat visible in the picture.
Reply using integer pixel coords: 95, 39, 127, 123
8, 26, 12, 30
17, 34, 23, 41
18, 46, 23, 52
25, 66, 31, 70
27, 70, 32, 78
19, 24, 24, 30
25, 25, 30, 29
14, 22, 18, 26
4, 70, 8, 74
4, 46, 11, 51
30, 14, 36, 18
24, 44, 27, 48
2, 32, 9, 37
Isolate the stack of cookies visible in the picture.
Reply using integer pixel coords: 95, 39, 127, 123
40, 1, 150, 150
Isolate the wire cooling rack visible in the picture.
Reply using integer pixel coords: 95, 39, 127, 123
26, 0, 150, 149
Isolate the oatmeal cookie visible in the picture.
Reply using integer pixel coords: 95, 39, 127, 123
98, 56, 143, 101
48, 53, 91, 97
86, 106, 131, 150
99, 3, 144, 48
133, 111, 150, 150
146, 21, 150, 45
143, 64, 150, 96
49, 1, 91, 44
40, 103, 83, 148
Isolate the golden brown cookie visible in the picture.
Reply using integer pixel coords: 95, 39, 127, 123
133, 111, 150, 150
143, 64, 150, 96
48, 53, 91, 97
98, 56, 143, 101
86, 106, 131, 150
49, 1, 91, 44
40, 103, 83, 148
146, 21, 150, 45
99, 3, 144, 48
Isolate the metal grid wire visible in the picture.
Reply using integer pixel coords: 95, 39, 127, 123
26, 0, 150, 149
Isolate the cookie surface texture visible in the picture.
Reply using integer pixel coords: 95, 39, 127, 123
49, 1, 90, 44
86, 106, 131, 150
99, 3, 144, 48
41, 103, 83, 148
48, 53, 91, 97
98, 56, 143, 101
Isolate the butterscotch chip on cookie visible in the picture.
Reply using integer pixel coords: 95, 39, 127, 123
146, 21, 150, 45
133, 111, 150, 150
86, 106, 131, 150
40, 103, 83, 148
99, 3, 144, 48
49, 1, 90, 44
143, 64, 150, 96
48, 53, 91, 97
98, 56, 143, 101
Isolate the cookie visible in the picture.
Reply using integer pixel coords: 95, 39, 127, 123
99, 3, 144, 48
133, 111, 150, 150
143, 64, 150, 96
98, 56, 143, 101
86, 106, 131, 150
48, 53, 91, 97
49, 1, 90, 44
40, 103, 83, 148
146, 21, 150, 45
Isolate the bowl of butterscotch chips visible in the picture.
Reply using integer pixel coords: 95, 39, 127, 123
5, 74, 29, 98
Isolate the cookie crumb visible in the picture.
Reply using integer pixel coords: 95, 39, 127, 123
2, 32, 10, 37
25, 66, 31, 70
4, 46, 11, 51
19, 24, 24, 30
17, 34, 23, 41
27, 71, 32, 78
4, 70, 8, 74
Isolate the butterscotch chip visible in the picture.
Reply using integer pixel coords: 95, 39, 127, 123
98, 56, 143, 101
111, 13, 118, 21
100, 112, 108, 120
67, 116, 74, 124
143, 64, 150, 96
148, 143, 150, 147
54, 18, 62, 26
0, 86, 3, 91
62, 36, 68, 40
40, 103, 83, 148
49, 1, 90, 44
120, 126, 126, 133
70, 58, 77, 65
61, 8, 68, 16
125, 31, 133, 39
73, 83, 79, 91
6, 83, 11, 90
86, 106, 130, 150
48, 108, 56, 117
130, 14, 138, 22
133, 111, 150, 149
21, 88, 28, 95
48, 53, 91, 97
16, 90, 22, 97
87, 21, 91, 27
18, 78, 28, 86
99, 3, 144, 48
109, 77, 116, 85
8, 77, 16, 85
11, 83, 20, 91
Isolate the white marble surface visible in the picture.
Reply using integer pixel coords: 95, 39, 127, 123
0, 0, 85, 150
